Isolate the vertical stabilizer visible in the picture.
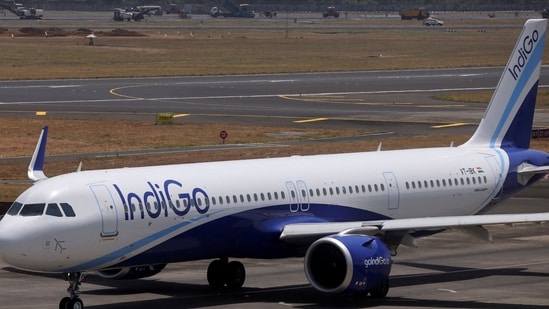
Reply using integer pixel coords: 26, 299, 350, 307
463, 19, 547, 149
28, 126, 48, 182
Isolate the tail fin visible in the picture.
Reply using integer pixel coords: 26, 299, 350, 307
28, 126, 48, 182
463, 19, 547, 149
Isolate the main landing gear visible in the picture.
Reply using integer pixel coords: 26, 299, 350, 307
59, 272, 86, 309
207, 258, 246, 289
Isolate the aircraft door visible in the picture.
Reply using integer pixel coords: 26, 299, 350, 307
383, 172, 400, 210
90, 185, 119, 237
286, 181, 299, 212
296, 180, 310, 211
286, 180, 310, 212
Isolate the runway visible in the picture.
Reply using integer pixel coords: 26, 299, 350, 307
1, 69, 549, 308
2, 69, 549, 146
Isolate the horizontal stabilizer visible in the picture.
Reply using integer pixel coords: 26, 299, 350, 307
517, 162, 549, 185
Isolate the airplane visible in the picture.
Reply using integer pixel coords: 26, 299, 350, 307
1, 18, 549, 309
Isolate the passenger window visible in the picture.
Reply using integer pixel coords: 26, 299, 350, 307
6, 202, 23, 216
46, 203, 63, 217
60, 203, 76, 217
20, 203, 46, 216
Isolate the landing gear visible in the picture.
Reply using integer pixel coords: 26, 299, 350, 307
207, 258, 246, 289
59, 272, 86, 309
369, 278, 390, 298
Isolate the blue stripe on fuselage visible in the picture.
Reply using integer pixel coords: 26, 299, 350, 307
63, 204, 388, 272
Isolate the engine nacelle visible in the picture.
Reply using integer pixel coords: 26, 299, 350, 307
96, 264, 167, 280
304, 234, 392, 295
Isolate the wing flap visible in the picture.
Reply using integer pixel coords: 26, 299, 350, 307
280, 213, 549, 244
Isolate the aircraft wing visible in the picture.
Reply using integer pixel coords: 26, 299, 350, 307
280, 212, 549, 246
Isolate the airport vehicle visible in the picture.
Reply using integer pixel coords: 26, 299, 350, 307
113, 7, 157, 21
1, 19, 549, 309
165, 4, 180, 14
0, 1, 43, 19
323, 6, 340, 18
399, 7, 430, 20
423, 17, 444, 26
210, 0, 254, 18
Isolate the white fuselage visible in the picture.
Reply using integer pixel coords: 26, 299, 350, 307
0, 145, 507, 272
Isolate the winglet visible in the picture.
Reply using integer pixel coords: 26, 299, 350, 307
463, 19, 547, 149
27, 126, 48, 182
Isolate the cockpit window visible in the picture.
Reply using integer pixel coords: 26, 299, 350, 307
19, 203, 46, 217
6, 202, 23, 216
46, 203, 63, 217
6, 202, 76, 218
60, 203, 76, 217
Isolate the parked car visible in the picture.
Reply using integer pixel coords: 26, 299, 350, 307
423, 18, 444, 26
323, 6, 339, 18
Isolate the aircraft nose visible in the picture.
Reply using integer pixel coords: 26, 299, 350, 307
0, 216, 25, 266
0, 218, 11, 263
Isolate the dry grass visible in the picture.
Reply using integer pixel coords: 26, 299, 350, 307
0, 17, 532, 80
3, 117, 549, 201
1, 118, 362, 158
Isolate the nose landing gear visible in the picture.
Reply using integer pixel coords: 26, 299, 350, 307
59, 272, 86, 309
207, 258, 246, 289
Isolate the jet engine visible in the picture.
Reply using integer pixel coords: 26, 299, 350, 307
96, 264, 167, 280
304, 235, 392, 296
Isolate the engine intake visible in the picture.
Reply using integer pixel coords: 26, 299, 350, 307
304, 234, 391, 295
96, 264, 167, 280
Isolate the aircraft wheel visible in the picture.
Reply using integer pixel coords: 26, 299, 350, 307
370, 278, 389, 298
66, 298, 84, 309
59, 297, 70, 309
225, 261, 246, 288
207, 259, 226, 289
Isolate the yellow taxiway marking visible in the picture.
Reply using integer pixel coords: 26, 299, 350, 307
294, 118, 329, 123
173, 114, 190, 118
431, 123, 470, 129
35, 111, 47, 116
109, 87, 143, 100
